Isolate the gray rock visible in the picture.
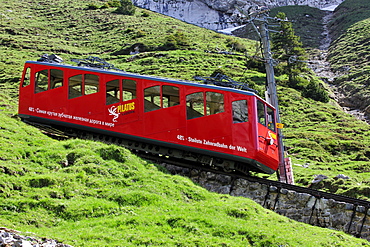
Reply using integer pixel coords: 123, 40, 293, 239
132, 0, 346, 31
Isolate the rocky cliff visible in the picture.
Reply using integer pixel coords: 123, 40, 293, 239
132, 0, 345, 30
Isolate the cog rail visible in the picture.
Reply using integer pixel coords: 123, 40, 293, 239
27, 120, 370, 208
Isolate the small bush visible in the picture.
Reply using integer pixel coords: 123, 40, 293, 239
98, 145, 128, 163
303, 80, 330, 103
225, 37, 247, 52
116, 0, 136, 15
141, 11, 150, 17
86, 3, 99, 10
29, 176, 57, 188
135, 29, 147, 38
161, 31, 189, 50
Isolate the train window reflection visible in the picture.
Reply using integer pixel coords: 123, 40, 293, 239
106, 79, 120, 105
267, 106, 276, 132
163, 85, 179, 108
123, 79, 136, 102
68, 74, 82, 99
257, 100, 266, 126
206, 92, 224, 115
144, 86, 161, 112
232, 100, 248, 123
50, 69, 64, 89
85, 74, 99, 95
35, 69, 48, 93
186, 92, 204, 119
22, 67, 31, 87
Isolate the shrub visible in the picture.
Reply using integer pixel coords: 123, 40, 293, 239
161, 31, 189, 50
86, 3, 99, 10
225, 38, 247, 52
302, 80, 330, 103
210, 68, 228, 78
141, 11, 150, 17
116, 0, 136, 15
135, 29, 147, 38
245, 57, 265, 73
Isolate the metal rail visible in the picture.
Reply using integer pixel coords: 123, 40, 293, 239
156, 153, 370, 208
29, 120, 370, 208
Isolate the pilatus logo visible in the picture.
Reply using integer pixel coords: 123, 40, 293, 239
108, 106, 119, 122
108, 102, 135, 122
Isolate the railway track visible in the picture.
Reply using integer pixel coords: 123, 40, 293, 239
27, 120, 370, 239
142, 151, 370, 208
28, 120, 370, 207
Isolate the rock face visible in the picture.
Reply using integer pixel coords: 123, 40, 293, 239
132, 0, 346, 30
163, 164, 370, 241
0, 227, 73, 247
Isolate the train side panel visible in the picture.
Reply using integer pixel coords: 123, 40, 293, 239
18, 61, 279, 174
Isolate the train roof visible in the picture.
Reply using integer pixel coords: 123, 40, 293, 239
25, 59, 264, 100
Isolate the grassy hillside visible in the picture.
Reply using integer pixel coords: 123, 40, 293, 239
329, 0, 370, 41
327, 0, 370, 120
269, 5, 326, 48
0, 92, 368, 246
1, 0, 370, 244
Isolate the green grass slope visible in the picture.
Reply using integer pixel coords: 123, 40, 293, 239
0, 92, 368, 246
327, 0, 370, 119
279, 87, 370, 197
329, 0, 370, 41
269, 5, 326, 48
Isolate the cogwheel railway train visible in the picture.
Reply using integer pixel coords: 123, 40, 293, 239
18, 55, 280, 174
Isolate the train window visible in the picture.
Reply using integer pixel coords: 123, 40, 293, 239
22, 67, 31, 87
186, 92, 204, 119
267, 106, 276, 132
206, 92, 224, 115
84, 74, 99, 95
68, 74, 83, 99
106, 79, 120, 105
50, 69, 64, 89
35, 69, 49, 93
144, 86, 161, 112
163, 85, 179, 108
122, 79, 136, 102
232, 100, 248, 123
257, 100, 266, 126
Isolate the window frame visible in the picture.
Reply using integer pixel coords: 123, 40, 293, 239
232, 99, 248, 124
34, 69, 49, 93
144, 84, 180, 113
257, 100, 266, 126
68, 73, 100, 99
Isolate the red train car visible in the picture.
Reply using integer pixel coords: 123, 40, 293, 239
18, 56, 279, 174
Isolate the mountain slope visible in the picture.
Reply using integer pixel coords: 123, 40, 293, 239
328, 0, 370, 120
0, 0, 370, 244
1, 0, 370, 196
1, 94, 367, 246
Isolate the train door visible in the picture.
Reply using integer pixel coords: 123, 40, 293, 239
185, 89, 230, 151
256, 99, 279, 166
142, 82, 185, 141
67, 71, 104, 120
230, 98, 254, 157
33, 67, 66, 111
